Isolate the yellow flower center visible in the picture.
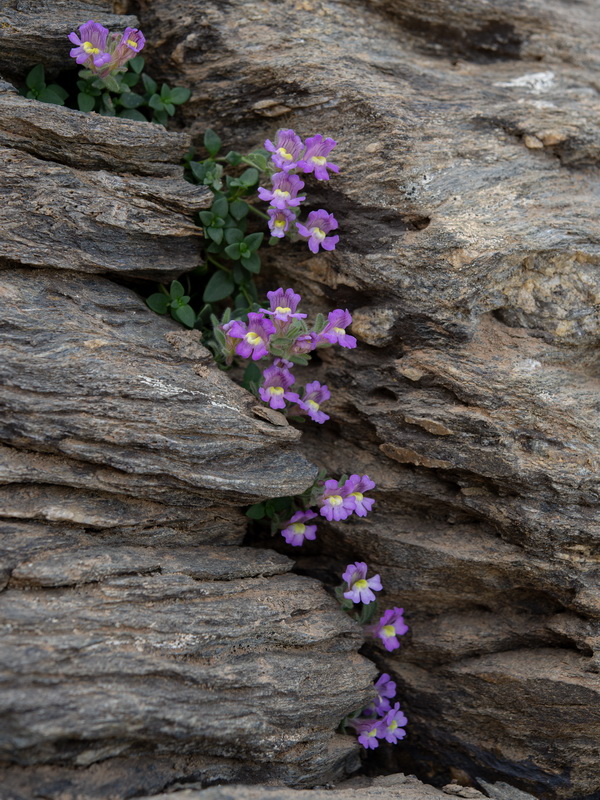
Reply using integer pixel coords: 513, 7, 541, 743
312, 227, 326, 242
126, 38, 138, 47
83, 41, 100, 55
246, 332, 263, 346
307, 399, 320, 411
354, 579, 368, 590
275, 220, 286, 228
275, 306, 292, 314
292, 522, 306, 534
277, 147, 293, 161
389, 720, 398, 731
274, 189, 290, 198
367, 728, 378, 738
328, 495, 343, 507
269, 386, 284, 396
333, 326, 346, 335
351, 491, 363, 502
382, 625, 396, 638
312, 155, 327, 166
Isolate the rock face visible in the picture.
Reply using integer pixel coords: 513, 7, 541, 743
134, 0, 600, 797
0, 9, 377, 794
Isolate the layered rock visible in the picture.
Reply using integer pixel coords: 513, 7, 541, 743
133, 0, 600, 796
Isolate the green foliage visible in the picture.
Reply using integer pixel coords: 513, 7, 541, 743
22, 58, 191, 127
146, 280, 196, 328
21, 64, 68, 105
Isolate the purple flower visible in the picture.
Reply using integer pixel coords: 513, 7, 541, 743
296, 209, 339, 254
260, 288, 307, 324
258, 173, 306, 209
367, 673, 397, 716
286, 381, 330, 424
265, 129, 304, 171
110, 26, 146, 69
281, 510, 318, 547
220, 319, 244, 365
342, 474, 375, 517
342, 561, 382, 605
350, 718, 385, 750
318, 479, 356, 521
268, 207, 296, 238
381, 702, 408, 744
370, 608, 409, 652
69, 20, 111, 69
297, 134, 339, 180
258, 365, 296, 410
321, 309, 357, 348
227, 312, 275, 361
290, 332, 319, 356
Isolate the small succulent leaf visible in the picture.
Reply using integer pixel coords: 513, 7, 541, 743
146, 293, 170, 314
203, 271, 235, 302
169, 280, 185, 299
77, 92, 96, 112
225, 228, 244, 244
204, 128, 222, 157
170, 86, 191, 104
26, 64, 45, 91
172, 304, 196, 328
130, 55, 145, 73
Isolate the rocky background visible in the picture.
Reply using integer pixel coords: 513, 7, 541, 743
1, 0, 599, 799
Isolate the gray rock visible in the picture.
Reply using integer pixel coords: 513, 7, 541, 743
136, 0, 600, 795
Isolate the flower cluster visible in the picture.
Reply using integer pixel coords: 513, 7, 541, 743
69, 20, 145, 77
277, 474, 376, 548
335, 562, 409, 748
350, 674, 408, 750
216, 287, 356, 424
260, 129, 340, 253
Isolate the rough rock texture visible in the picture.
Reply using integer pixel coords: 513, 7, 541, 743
133, 0, 600, 797
138, 774, 458, 800
0, 5, 378, 793
0, 82, 207, 279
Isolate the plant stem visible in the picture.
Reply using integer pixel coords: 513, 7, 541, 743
207, 255, 231, 274
248, 205, 270, 220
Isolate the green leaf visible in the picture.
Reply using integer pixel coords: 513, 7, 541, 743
77, 92, 96, 112
121, 72, 140, 87
48, 84, 68, 101
38, 86, 65, 105
160, 82, 171, 99
239, 167, 259, 187
225, 228, 244, 245
203, 271, 235, 302
243, 361, 262, 389
246, 502, 266, 520
169, 280, 185, 299
172, 304, 196, 328
190, 161, 207, 182
232, 263, 245, 284
244, 232, 264, 252
204, 128, 222, 158
164, 102, 175, 116
313, 313, 326, 333
244, 152, 268, 171
241, 251, 260, 273
153, 109, 169, 127
212, 196, 229, 218
26, 64, 45, 92
170, 86, 191, 104
120, 91, 144, 108
199, 210, 214, 226
130, 55, 145, 73
104, 74, 122, 93
225, 150, 242, 166
229, 200, 249, 220
146, 293, 170, 314
142, 73, 157, 94
207, 226, 224, 244
224, 243, 241, 260
119, 108, 147, 121
148, 93, 163, 110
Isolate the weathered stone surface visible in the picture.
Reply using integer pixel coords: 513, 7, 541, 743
0, 541, 375, 797
136, 0, 600, 795
0, 82, 192, 178
139, 773, 455, 800
0, 83, 208, 279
